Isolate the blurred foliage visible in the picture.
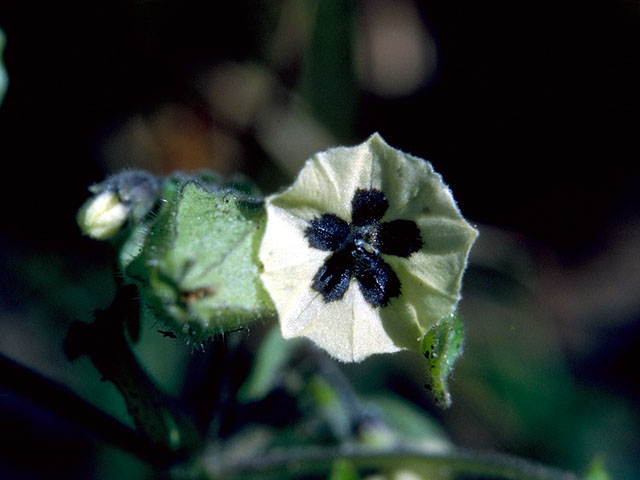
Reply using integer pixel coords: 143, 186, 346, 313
584, 456, 613, 480
0, 27, 6, 105
298, 0, 357, 138
0, 0, 638, 479
238, 325, 300, 403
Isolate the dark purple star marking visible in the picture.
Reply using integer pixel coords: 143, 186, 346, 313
305, 189, 423, 307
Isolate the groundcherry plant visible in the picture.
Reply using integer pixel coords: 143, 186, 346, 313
74, 135, 588, 480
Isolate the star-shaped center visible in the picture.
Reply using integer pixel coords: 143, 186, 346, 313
305, 189, 423, 307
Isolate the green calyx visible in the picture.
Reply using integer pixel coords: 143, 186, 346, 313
124, 176, 275, 344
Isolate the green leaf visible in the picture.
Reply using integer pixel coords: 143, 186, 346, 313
421, 314, 465, 408
126, 179, 275, 343
307, 375, 352, 440
363, 394, 450, 448
583, 456, 612, 480
238, 326, 300, 402
328, 459, 360, 480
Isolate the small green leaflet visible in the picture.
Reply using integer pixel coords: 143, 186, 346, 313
422, 314, 465, 408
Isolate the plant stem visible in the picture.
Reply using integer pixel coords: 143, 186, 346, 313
65, 284, 200, 458
201, 444, 580, 480
0, 352, 170, 466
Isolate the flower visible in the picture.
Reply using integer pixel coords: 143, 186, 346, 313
259, 133, 477, 362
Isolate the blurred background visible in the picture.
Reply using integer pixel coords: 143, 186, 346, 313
0, 0, 639, 479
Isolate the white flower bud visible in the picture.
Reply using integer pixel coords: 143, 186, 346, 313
77, 191, 129, 240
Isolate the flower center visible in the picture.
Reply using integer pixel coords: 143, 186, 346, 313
304, 189, 423, 308
351, 222, 380, 258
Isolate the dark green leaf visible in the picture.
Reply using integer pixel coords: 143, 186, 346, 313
238, 326, 300, 402
328, 459, 360, 480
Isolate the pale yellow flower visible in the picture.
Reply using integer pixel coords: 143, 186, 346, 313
259, 134, 477, 362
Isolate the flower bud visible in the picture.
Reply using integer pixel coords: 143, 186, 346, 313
77, 191, 129, 240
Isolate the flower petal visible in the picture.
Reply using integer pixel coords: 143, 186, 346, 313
268, 141, 377, 223
354, 250, 401, 307
311, 250, 354, 302
297, 287, 403, 362
366, 134, 462, 223
260, 201, 328, 336
305, 214, 350, 251
384, 255, 460, 326
378, 219, 423, 257
351, 188, 389, 225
